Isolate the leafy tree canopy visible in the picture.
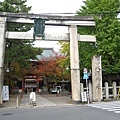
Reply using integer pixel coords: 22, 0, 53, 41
0, 0, 43, 86
36, 53, 70, 83
77, 0, 120, 74
59, 0, 120, 77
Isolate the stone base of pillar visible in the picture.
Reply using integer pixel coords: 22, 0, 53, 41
71, 100, 80, 104
0, 104, 3, 108
92, 99, 102, 102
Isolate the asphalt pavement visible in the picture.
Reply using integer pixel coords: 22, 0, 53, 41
1, 92, 120, 120
1, 103, 120, 120
2, 91, 74, 109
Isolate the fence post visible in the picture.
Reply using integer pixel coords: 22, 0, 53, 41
113, 82, 117, 99
89, 82, 92, 102
16, 96, 19, 108
80, 83, 83, 102
105, 82, 109, 100
80, 83, 83, 92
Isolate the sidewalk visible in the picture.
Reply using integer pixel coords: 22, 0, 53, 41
41, 93, 72, 106
19, 94, 57, 108
2, 94, 19, 108
2, 92, 73, 109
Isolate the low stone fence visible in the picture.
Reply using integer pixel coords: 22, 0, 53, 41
102, 82, 120, 100
81, 82, 120, 102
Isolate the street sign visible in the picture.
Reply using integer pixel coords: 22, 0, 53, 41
81, 92, 87, 102
83, 68, 88, 79
83, 68, 89, 104
83, 73, 89, 79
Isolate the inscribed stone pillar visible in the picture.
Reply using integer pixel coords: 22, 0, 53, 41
92, 55, 102, 102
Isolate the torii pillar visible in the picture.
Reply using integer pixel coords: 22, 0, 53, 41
69, 25, 80, 102
0, 17, 6, 105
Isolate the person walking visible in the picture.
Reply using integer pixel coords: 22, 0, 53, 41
29, 90, 34, 107
29, 90, 36, 107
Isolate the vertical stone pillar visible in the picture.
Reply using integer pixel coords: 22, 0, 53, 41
69, 25, 80, 102
113, 82, 116, 99
80, 83, 83, 101
0, 17, 6, 105
89, 82, 92, 102
105, 82, 109, 99
92, 55, 102, 102
80, 83, 83, 92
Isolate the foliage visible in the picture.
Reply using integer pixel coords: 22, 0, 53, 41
58, 42, 71, 76
0, 0, 43, 86
59, 42, 96, 77
0, 0, 31, 13
4, 44, 43, 86
59, 0, 120, 78
77, 0, 120, 74
37, 53, 70, 83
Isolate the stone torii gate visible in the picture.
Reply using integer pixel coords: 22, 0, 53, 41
0, 12, 97, 105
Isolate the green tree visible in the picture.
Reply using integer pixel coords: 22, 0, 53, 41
58, 42, 71, 76
0, 0, 43, 86
59, 0, 120, 80
77, 0, 120, 74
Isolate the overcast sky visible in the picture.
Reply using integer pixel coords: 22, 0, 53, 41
0, 0, 84, 51
26, 0, 84, 51
27, 0, 84, 14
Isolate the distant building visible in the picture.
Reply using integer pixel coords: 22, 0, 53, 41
22, 48, 55, 93
30, 48, 55, 62
37, 48, 55, 60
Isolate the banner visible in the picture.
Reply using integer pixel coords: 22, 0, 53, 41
3, 86, 9, 101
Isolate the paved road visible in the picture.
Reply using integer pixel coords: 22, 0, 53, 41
87, 100, 120, 114
0, 105, 120, 120
1, 93, 120, 120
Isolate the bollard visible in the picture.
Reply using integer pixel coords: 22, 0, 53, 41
113, 82, 117, 99
89, 82, 92, 103
16, 96, 19, 108
105, 82, 109, 100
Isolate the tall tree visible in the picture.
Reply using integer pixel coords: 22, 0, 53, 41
0, 0, 42, 86
77, 0, 120, 74
59, 0, 120, 80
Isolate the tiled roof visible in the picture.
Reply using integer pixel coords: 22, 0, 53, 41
30, 48, 55, 61
37, 48, 55, 60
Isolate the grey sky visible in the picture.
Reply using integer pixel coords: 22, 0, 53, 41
26, 0, 84, 51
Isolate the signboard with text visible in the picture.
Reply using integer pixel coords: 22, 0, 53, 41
3, 86, 9, 101
81, 92, 87, 102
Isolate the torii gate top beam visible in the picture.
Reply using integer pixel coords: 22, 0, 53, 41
0, 12, 99, 26
0, 12, 100, 21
